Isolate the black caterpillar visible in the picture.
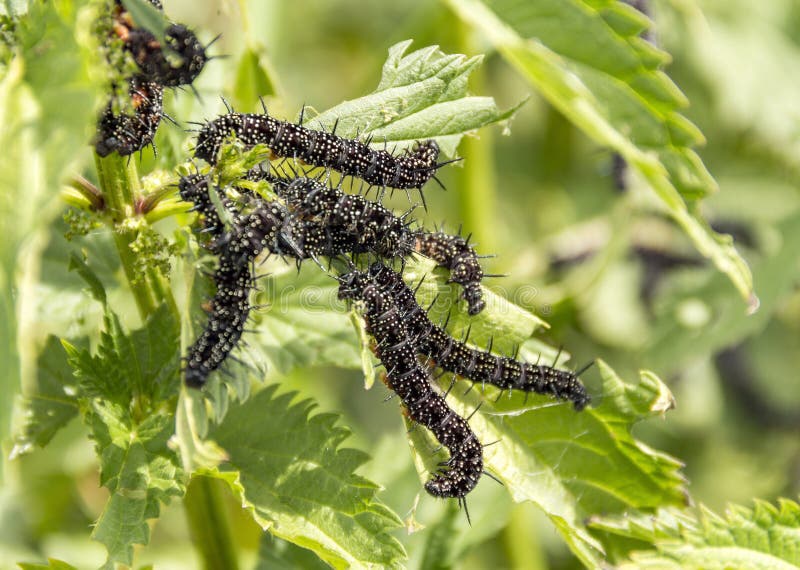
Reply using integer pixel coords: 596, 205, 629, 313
261, 172, 417, 260
414, 232, 486, 316
113, 0, 208, 88
252, 171, 487, 313
179, 173, 380, 385
95, 0, 208, 157
184, 199, 289, 387
193, 111, 442, 190
366, 263, 590, 410
337, 268, 484, 503
95, 76, 164, 157
179, 173, 245, 248
178, 170, 494, 385
124, 23, 208, 87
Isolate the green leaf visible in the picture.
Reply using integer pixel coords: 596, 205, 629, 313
405, 360, 686, 567
402, 255, 549, 355
591, 498, 800, 569
247, 261, 362, 374
67, 252, 107, 305
63, 305, 183, 567
309, 40, 519, 156
11, 335, 79, 457
349, 308, 378, 390
255, 535, 330, 570
88, 406, 184, 568
233, 45, 279, 112
207, 385, 406, 569
18, 559, 80, 570
66, 305, 180, 406
444, 0, 755, 306
120, 0, 171, 42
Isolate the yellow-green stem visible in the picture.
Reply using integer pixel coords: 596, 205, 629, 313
503, 503, 547, 570
94, 153, 159, 319
185, 475, 241, 570
456, 24, 497, 253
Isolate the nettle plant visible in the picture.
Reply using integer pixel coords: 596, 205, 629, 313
7, 1, 799, 569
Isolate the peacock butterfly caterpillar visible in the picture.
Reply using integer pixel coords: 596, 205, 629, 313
337, 267, 484, 503
366, 262, 591, 410
194, 111, 442, 190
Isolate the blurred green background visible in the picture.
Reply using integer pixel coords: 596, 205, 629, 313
2, 0, 800, 568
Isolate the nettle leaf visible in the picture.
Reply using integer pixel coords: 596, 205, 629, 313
63, 306, 184, 567
248, 261, 361, 374
255, 535, 331, 570
404, 360, 686, 567
67, 305, 181, 406
591, 499, 800, 569
11, 335, 80, 458
88, 407, 183, 568
206, 385, 406, 570
309, 40, 519, 156
444, 0, 755, 306
403, 256, 548, 355
18, 559, 80, 570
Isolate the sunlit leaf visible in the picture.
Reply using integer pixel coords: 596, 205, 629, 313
310, 40, 519, 157
63, 306, 184, 567
207, 385, 406, 569
591, 498, 800, 569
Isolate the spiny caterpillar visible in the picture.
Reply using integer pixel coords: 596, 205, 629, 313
258, 171, 417, 260
95, 0, 209, 157
254, 170, 487, 313
112, 0, 208, 88
337, 268, 484, 505
193, 110, 443, 189
414, 232, 486, 316
184, 199, 289, 387
124, 23, 209, 88
178, 173, 244, 248
178, 169, 497, 386
95, 76, 164, 157
366, 262, 590, 410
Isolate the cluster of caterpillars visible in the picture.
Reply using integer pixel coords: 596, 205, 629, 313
179, 103, 591, 510
95, 0, 212, 156
91, 1, 592, 509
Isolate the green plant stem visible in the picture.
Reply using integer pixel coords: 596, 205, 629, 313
95, 153, 159, 319
503, 503, 547, 570
456, 23, 497, 253
94, 152, 178, 319
185, 475, 240, 570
